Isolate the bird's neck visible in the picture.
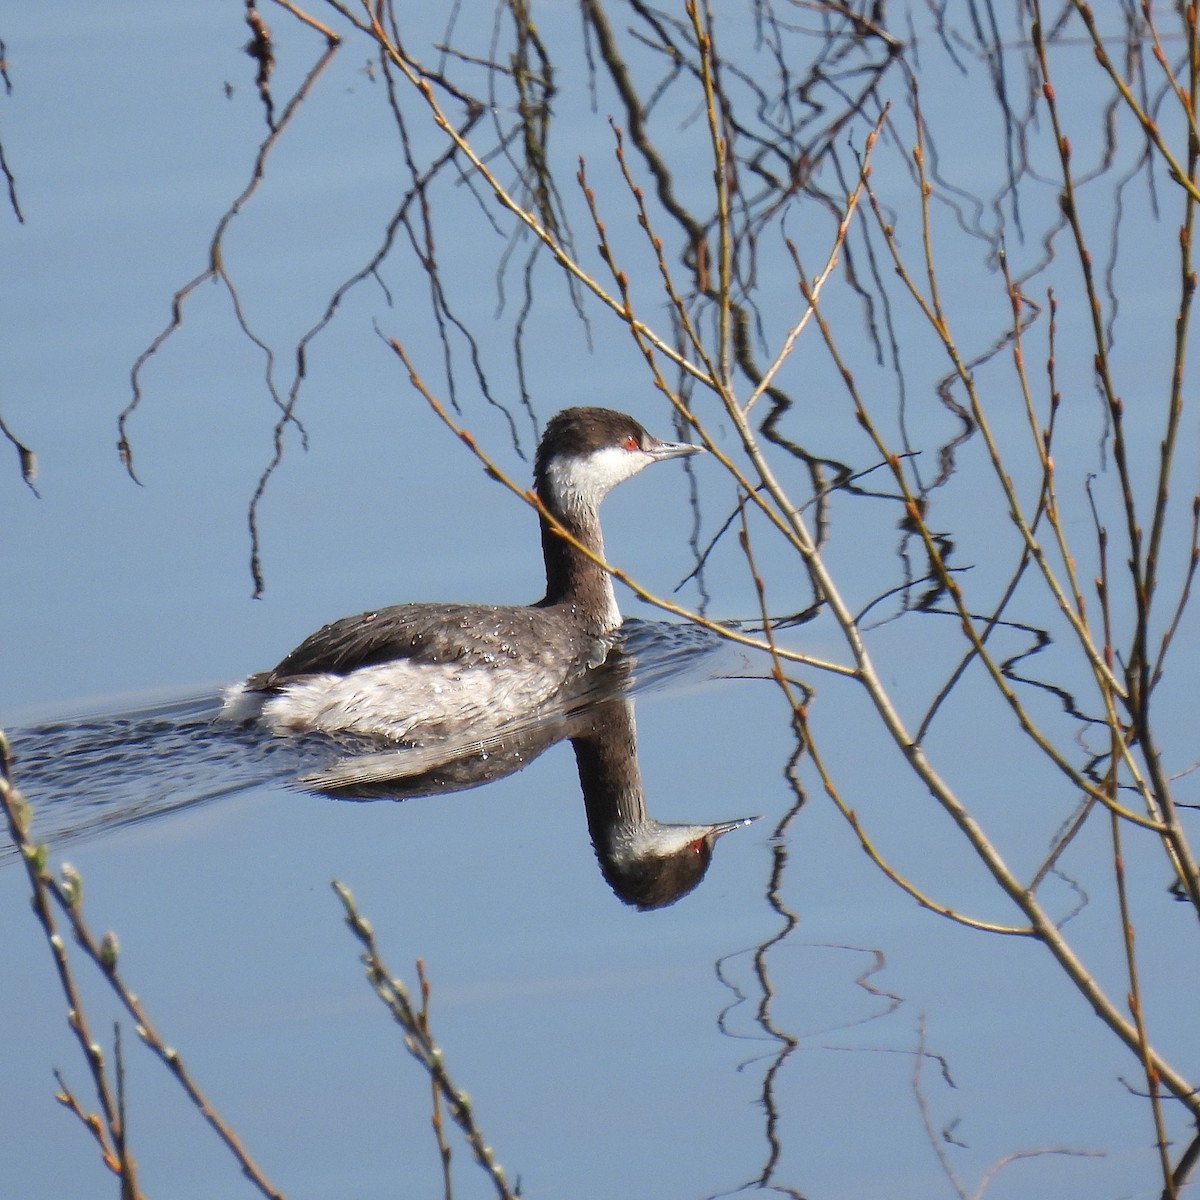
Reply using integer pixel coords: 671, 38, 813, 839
537, 500, 620, 634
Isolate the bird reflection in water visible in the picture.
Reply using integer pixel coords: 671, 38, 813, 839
303, 622, 757, 909
571, 691, 755, 910
5, 620, 756, 909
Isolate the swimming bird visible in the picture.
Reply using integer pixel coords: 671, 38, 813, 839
220, 407, 702, 742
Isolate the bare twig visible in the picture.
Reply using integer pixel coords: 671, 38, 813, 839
332, 881, 519, 1200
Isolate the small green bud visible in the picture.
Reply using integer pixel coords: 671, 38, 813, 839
10, 791, 33, 836
22, 842, 48, 875
99, 931, 120, 971
60, 863, 83, 908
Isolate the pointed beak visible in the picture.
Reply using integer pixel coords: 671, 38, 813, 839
707, 815, 759, 839
647, 435, 704, 461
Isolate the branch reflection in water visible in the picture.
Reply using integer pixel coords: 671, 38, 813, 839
6, 619, 758, 909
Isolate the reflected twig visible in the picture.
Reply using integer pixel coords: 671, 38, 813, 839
0, 35, 22, 224
120, 38, 338, 490
0, 410, 37, 494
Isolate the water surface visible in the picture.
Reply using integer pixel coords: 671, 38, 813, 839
3, 6, 1197, 1200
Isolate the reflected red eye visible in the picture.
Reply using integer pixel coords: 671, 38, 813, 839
688, 837, 705, 855
622, 433, 639, 451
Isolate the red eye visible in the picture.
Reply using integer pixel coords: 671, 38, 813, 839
622, 433, 639, 451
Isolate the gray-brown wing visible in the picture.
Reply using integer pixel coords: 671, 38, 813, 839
251, 603, 585, 688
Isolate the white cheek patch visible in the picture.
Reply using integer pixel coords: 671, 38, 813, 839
543, 446, 647, 515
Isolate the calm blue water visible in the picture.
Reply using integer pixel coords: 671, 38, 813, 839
3, 6, 1198, 1199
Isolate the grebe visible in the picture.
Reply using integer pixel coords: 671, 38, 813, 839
220, 407, 702, 741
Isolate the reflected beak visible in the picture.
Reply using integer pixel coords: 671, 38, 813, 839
707, 815, 760, 839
